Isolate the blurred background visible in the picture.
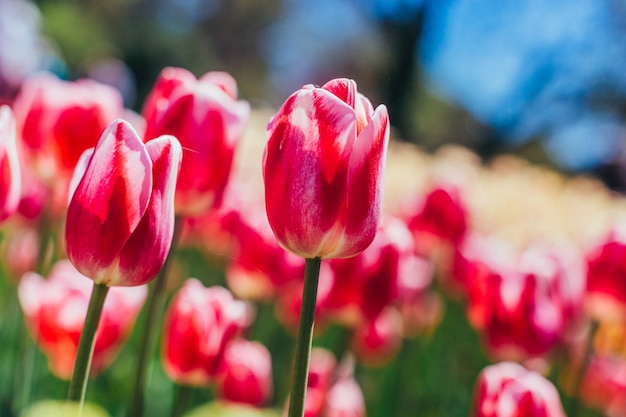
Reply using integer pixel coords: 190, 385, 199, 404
3, 0, 626, 185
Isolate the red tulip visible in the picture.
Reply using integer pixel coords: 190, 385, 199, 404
323, 215, 422, 324
0, 105, 21, 221
143, 67, 250, 215
351, 306, 403, 367
216, 339, 273, 407
13, 72, 123, 180
65, 119, 182, 286
263, 78, 389, 259
403, 184, 468, 256
18, 260, 147, 379
162, 279, 251, 386
224, 183, 305, 300
586, 226, 626, 321
463, 239, 585, 360
472, 362, 566, 417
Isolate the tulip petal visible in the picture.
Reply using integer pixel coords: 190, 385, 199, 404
264, 88, 357, 258
115, 135, 182, 286
66, 120, 152, 283
0, 106, 21, 221
334, 104, 389, 258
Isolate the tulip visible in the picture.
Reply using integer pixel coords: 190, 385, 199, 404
263, 78, 389, 260
65, 118, 182, 287
216, 339, 273, 407
12, 73, 123, 204
472, 362, 566, 417
460, 238, 585, 361
586, 226, 626, 321
17, 260, 147, 379
142, 67, 250, 215
350, 306, 403, 367
0, 105, 21, 221
286, 348, 365, 417
323, 215, 421, 325
162, 279, 251, 386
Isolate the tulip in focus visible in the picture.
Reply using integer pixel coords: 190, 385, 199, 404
162, 279, 251, 386
65, 119, 182, 286
18, 260, 147, 378
142, 67, 250, 215
472, 362, 566, 417
0, 105, 22, 221
216, 339, 273, 407
263, 78, 390, 259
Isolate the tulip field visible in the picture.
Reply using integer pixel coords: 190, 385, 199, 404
0, 67, 624, 417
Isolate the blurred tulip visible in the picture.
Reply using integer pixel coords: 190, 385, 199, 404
302, 348, 336, 417
324, 375, 366, 417
143, 67, 250, 215
472, 362, 566, 417
351, 306, 403, 367
12, 73, 123, 216
263, 78, 389, 259
0, 105, 21, 221
586, 226, 626, 321
65, 119, 182, 286
216, 339, 273, 407
462, 238, 585, 360
578, 354, 626, 417
17, 260, 147, 379
403, 184, 468, 256
162, 279, 251, 386
225, 200, 305, 301
287, 348, 365, 417
323, 215, 423, 325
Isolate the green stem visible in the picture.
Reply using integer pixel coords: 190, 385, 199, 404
170, 384, 192, 417
288, 257, 322, 417
67, 283, 110, 405
127, 217, 184, 417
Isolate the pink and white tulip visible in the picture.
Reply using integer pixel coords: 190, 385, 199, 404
263, 78, 389, 259
18, 260, 147, 379
65, 119, 182, 286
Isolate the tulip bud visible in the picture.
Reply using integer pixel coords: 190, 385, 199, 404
0, 105, 21, 221
65, 119, 182, 286
472, 362, 566, 417
263, 78, 389, 259
143, 67, 250, 215
217, 339, 273, 407
162, 279, 251, 386
18, 260, 147, 379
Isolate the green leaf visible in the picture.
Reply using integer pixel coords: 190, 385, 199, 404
184, 401, 281, 417
20, 400, 110, 417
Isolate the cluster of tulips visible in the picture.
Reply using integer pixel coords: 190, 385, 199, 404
0, 64, 625, 417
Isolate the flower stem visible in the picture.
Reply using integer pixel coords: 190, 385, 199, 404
67, 283, 110, 405
288, 257, 322, 417
127, 217, 184, 417
170, 384, 192, 417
